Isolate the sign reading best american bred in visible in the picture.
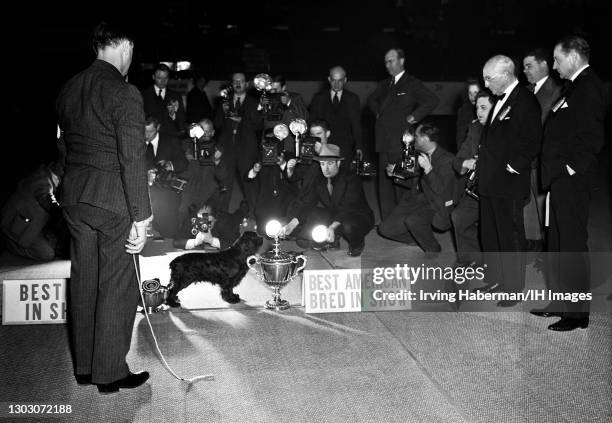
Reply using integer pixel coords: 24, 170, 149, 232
303, 269, 413, 313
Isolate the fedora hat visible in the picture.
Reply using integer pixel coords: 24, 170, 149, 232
313, 143, 344, 161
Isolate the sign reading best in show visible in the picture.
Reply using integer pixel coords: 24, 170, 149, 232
2, 279, 67, 325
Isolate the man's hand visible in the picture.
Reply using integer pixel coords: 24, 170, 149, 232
126, 217, 151, 254
406, 115, 417, 125
147, 169, 157, 186
385, 163, 396, 178
282, 218, 299, 236
326, 226, 335, 243
286, 158, 297, 177
462, 158, 476, 172
418, 153, 432, 174
253, 162, 262, 173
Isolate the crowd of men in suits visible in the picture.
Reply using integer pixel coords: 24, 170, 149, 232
140, 35, 604, 332
48, 21, 604, 395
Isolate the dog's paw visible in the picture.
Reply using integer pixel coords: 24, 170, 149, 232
222, 292, 241, 304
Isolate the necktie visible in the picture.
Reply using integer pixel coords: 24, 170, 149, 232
327, 178, 333, 196
333, 92, 340, 106
234, 97, 241, 110
158, 88, 164, 100
527, 83, 535, 93
146, 142, 155, 166
389, 78, 396, 88
494, 92, 506, 102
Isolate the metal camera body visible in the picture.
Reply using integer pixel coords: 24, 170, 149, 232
261, 91, 285, 121
153, 165, 188, 193
392, 139, 419, 180
191, 214, 212, 235
351, 158, 377, 177
196, 140, 216, 166
261, 137, 281, 166
220, 85, 238, 118
465, 155, 479, 200
298, 136, 317, 164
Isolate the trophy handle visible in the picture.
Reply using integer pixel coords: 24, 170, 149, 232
294, 255, 307, 273
246, 255, 259, 271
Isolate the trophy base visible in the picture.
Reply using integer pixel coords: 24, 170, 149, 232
265, 298, 290, 311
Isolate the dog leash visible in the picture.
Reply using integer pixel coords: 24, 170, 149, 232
132, 255, 215, 384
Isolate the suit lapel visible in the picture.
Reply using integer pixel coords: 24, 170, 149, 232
329, 175, 346, 207
490, 84, 519, 127
379, 74, 405, 114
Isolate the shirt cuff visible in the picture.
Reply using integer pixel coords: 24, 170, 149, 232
566, 164, 576, 175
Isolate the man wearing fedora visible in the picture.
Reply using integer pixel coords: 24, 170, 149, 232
282, 144, 374, 257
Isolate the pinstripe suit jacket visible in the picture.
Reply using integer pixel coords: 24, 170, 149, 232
56, 59, 152, 222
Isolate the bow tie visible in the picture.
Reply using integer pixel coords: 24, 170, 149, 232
494, 93, 506, 101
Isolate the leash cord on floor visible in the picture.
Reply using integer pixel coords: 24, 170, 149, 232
133, 255, 215, 384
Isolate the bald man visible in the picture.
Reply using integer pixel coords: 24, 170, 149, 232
476, 55, 542, 306
309, 66, 363, 164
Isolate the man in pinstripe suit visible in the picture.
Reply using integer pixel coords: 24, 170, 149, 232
56, 21, 152, 394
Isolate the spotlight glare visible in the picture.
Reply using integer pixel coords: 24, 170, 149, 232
311, 225, 328, 243
265, 220, 282, 238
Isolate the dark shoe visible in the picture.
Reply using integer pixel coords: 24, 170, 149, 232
548, 317, 589, 331
347, 242, 365, 257
530, 308, 561, 318
497, 299, 522, 307
471, 282, 500, 294
97, 371, 150, 394
75, 374, 92, 385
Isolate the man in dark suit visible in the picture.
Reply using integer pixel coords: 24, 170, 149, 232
282, 144, 374, 257
55, 21, 152, 393
455, 78, 481, 150
141, 63, 186, 138
144, 115, 188, 238
451, 90, 494, 266
477, 55, 542, 305
309, 66, 362, 163
522, 48, 563, 251
214, 72, 263, 213
534, 36, 605, 331
367, 48, 439, 220
378, 123, 456, 253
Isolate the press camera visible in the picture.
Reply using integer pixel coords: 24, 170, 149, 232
153, 163, 188, 193
191, 213, 212, 235
219, 84, 238, 118
189, 124, 215, 166
391, 130, 419, 180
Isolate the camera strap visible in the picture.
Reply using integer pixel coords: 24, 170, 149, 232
132, 255, 215, 384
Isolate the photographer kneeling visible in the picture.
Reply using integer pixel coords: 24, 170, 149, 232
378, 123, 456, 253
281, 144, 374, 257
145, 116, 188, 238
178, 118, 229, 229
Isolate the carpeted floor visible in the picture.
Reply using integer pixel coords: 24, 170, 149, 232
1, 148, 611, 423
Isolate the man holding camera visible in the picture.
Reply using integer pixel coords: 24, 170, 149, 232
282, 144, 374, 257
214, 72, 262, 213
378, 123, 455, 253
178, 118, 228, 229
144, 115, 188, 239
247, 128, 299, 234
367, 48, 439, 220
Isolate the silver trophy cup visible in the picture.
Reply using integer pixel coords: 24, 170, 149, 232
247, 250, 307, 310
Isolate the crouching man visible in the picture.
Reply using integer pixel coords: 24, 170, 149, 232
281, 144, 374, 257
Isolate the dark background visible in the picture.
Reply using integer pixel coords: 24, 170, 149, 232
5, 0, 611, 199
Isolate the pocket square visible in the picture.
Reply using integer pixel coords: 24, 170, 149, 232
502, 116, 511, 120
560, 102, 569, 109
396, 92, 406, 96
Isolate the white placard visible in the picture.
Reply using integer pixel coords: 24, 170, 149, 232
303, 269, 362, 313
2, 279, 67, 325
